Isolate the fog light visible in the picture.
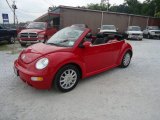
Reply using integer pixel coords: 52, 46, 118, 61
31, 77, 43, 81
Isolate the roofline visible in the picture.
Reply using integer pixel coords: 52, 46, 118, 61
58, 5, 159, 19
34, 5, 160, 22
34, 13, 60, 22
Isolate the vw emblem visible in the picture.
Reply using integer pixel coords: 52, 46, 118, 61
21, 54, 26, 60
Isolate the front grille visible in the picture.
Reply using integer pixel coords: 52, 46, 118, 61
132, 34, 140, 35
155, 32, 160, 34
20, 33, 37, 38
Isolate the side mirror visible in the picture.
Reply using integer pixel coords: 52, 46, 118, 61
83, 41, 91, 48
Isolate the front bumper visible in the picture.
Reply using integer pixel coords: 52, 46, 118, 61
14, 60, 53, 89
18, 38, 45, 44
128, 34, 143, 39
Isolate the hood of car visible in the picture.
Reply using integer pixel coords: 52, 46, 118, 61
127, 31, 143, 34
20, 29, 45, 34
149, 30, 160, 32
20, 43, 72, 64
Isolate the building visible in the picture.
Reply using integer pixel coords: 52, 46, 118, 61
34, 5, 160, 33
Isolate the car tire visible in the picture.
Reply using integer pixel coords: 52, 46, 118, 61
8, 36, 15, 44
20, 43, 27, 47
147, 34, 152, 39
54, 65, 80, 92
120, 52, 131, 68
143, 34, 146, 38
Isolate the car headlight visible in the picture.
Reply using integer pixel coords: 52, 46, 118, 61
38, 34, 45, 38
36, 58, 49, 70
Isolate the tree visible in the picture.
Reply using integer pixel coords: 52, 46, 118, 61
87, 3, 110, 11
110, 3, 129, 13
86, 0, 160, 17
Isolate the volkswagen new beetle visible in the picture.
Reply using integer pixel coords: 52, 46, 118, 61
14, 25, 133, 92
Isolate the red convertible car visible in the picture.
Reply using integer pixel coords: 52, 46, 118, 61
14, 25, 133, 92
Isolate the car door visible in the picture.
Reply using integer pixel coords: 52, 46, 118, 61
0, 26, 7, 40
81, 39, 124, 74
46, 24, 57, 39
103, 40, 124, 66
143, 27, 148, 35
81, 44, 107, 73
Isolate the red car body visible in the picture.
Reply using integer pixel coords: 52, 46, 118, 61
14, 26, 132, 91
18, 22, 57, 45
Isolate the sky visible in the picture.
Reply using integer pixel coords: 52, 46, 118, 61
0, 0, 145, 23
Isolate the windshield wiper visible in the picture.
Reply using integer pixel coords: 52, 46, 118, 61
46, 42, 67, 47
59, 39, 70, 43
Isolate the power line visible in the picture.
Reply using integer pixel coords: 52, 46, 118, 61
5, 0, 18, 23
5, 0, 13, 12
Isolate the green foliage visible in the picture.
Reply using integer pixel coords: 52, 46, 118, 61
87, 3, 110, 11
86, 0, 160, 17
155, 12, 160, 17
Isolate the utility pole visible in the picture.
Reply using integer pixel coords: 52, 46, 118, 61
12, 1, 17, 27
107, 0, 109, 12
12, 0, 17, 54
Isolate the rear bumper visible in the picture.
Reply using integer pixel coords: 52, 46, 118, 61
14, 60, 53, 89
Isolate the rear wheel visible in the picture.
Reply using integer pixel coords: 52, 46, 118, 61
54, 65, 80, 92
120, 52, 131, 68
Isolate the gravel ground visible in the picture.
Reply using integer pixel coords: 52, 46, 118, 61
0, 39, 160, 120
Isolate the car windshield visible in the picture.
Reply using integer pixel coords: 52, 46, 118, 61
102, 25, 116, 30
128, 26, 141, 31
148, 26, 160, 30
27, 22, 46, 30
47, 27, 84, 47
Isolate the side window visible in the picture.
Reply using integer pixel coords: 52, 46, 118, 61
84, 33, 92, 42
0, 26, 2, 29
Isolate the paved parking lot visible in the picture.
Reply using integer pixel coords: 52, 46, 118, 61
0, 39, 160, 120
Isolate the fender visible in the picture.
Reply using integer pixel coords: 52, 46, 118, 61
117, 41, 133, 65
47, 52, 86, 79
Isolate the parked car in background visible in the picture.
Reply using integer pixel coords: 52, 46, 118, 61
0, 25, 17, 44
14, 25, 133, 92
125, 26, 143, 40
143, 26, 160, 39
17, 22, 57, 47
99, 25, 118, 34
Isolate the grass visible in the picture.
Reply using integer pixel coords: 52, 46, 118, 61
0, 41, 23, 54
0, 44, 9, 51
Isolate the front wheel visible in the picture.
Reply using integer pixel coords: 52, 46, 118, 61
120, 52, 131, 68
147, 34, 152, 39
54, 65, 80, 92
